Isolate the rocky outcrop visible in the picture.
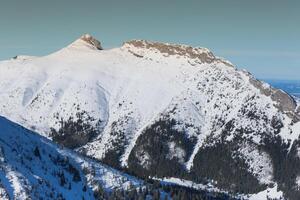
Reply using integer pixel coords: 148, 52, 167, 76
124, 39, 216, 63
80, 34, 103, 50
248, 74, 299, 122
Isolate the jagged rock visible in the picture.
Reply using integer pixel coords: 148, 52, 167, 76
80, 34, 103, 50
124, 39, 215, 63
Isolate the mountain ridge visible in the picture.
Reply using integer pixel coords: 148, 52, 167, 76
0, 34, 300, 199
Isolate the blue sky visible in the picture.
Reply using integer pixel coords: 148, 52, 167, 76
0, 0, 299, 80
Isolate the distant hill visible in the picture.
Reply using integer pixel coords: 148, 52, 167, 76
264, 79, 300, 97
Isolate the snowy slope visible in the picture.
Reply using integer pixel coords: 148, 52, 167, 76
0, 116, 143, 199
0, 115, 241, 200
0, 34, 300, 199
0, 35, 298, 154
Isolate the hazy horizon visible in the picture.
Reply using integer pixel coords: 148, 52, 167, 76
0, 0, 299, 80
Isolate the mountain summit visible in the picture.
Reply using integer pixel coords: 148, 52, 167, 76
0, 37, 299, 199
67, 34, 103, 50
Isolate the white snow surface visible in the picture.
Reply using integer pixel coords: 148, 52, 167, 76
248, 184, 284, 200
296, 176, 300, 188
157, 177, 285, 200
0, 35, 300, 184
0, 116, 143, 199
155, 177, 221, 193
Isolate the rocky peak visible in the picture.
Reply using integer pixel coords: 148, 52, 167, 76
80, 34, 103, 50
68, 34, 103, 50
123, 39, 216, 63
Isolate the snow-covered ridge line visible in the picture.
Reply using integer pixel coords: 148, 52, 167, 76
154, 177, 221, 193
123, 39, 216, 63
67, 34, 103, 51
0, 116, 143, 199
1, 34, 300, 199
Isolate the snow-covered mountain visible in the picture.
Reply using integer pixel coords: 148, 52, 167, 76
0, 115, 240, 200
0, 115, 144, 199
0, 34, 300, 199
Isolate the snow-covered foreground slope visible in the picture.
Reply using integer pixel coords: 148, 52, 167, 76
0, 116, 143, 199
0, 34, 300, 199
0, 115, 244, 200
